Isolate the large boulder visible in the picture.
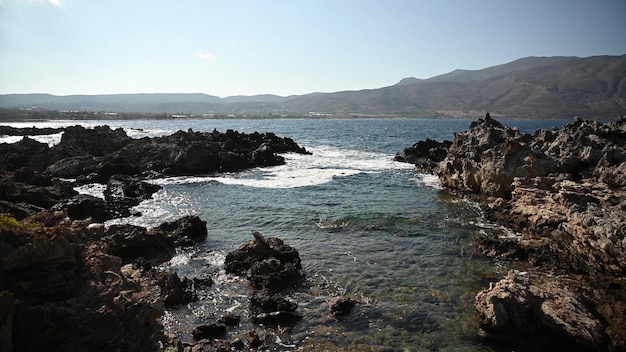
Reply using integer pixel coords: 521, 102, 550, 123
153, 215, 208, 247
475, 271, 611, 351
0, 137, 51, 172
51, 125, 132, 158
101, 224, 176, 265
394, 138, 452, 173
64, 194, 108, 222
224, 231, 304, 290
101, 216, 208, 265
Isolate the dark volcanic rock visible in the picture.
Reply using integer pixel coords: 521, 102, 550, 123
394, 138, 452, 173
103, 174, 162, 217
329, 296, 357, 317
52, 125, 133, 158
475, 271, 609, 352
101, 224, 176, 265
0, 211, 215, 352
64, 194, 108, 222
153, 215, 208, 247
224, 230, 304, 290
192, 323, 227, 340
249, 289, 301, 325
0, 126, 63, 136
112, 128, 309, 176
153, 269, 197, 307
101, 216, 208, 265
44, 155, 98, 179
0, 223, 165, 352
0, 169, 77, 219
0, 137, 51, 172
3, 125, 310, 181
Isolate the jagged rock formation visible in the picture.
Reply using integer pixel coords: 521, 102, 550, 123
398, 114, 626, 351
0, 125, 310, 222
224, 231, 305, 327
0, 125, 312, 351
0, 212, 206, 352
224, 230, 304, 291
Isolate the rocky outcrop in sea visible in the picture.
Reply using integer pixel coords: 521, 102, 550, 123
0, 125, 311, 351
0, 125, 310, 221
398, 114, 626, 351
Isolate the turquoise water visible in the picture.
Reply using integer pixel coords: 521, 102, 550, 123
3, 118, 568, 350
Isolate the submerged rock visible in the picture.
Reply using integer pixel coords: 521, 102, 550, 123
249, 289, 301, 325
329, 296, 357, 317
192, 323, 227, 340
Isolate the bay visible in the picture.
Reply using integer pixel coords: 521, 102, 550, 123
2, 117, 568, 350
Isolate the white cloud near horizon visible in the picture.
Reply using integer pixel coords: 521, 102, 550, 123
28, 0, 62, 6
0, 0, 64, 6
198, 50, 217, 61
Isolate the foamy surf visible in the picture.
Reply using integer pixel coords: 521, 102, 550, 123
0, 133, 63, 147
411, 173, 442, 189
153, 145, 414, 189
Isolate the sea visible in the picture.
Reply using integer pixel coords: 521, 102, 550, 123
2, 117, 569, 351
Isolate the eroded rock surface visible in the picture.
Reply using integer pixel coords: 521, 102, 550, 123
398, 115, 626, 350
474, 271, 609, 352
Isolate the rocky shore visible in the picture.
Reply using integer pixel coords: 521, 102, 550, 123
397, 114, 626, 351
0, 125, 312, 351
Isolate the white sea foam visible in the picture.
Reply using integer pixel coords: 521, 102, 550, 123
155, 145, 414, 189
74, 183, 107, 198
412, 173, 442, 189
0, 136, 23, 144
30, 132, 64, 146
0, 132, 62, 147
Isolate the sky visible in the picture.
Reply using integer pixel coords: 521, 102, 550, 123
1, 0, 625, 97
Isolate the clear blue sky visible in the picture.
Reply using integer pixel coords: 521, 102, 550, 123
1, 0, 625, 97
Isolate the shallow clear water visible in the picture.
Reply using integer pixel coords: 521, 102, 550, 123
2, 117, 568, 351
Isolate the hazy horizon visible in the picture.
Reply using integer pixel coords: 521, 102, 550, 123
1, 0, 625, 97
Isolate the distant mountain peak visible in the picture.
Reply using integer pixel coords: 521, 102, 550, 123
394, 77, 423, 86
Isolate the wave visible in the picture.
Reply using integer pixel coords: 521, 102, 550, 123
411, 173, 442, 189
0, 133, 63, 147
155, 145, 415, 189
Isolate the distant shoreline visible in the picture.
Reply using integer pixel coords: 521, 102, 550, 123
0, 108, 579, 123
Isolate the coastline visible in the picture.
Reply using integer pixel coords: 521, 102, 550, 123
397, 114, 626, 351
0, 125, 312, 351
2, 115, 624, 350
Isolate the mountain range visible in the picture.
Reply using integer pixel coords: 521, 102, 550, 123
1, 55, 625, 119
